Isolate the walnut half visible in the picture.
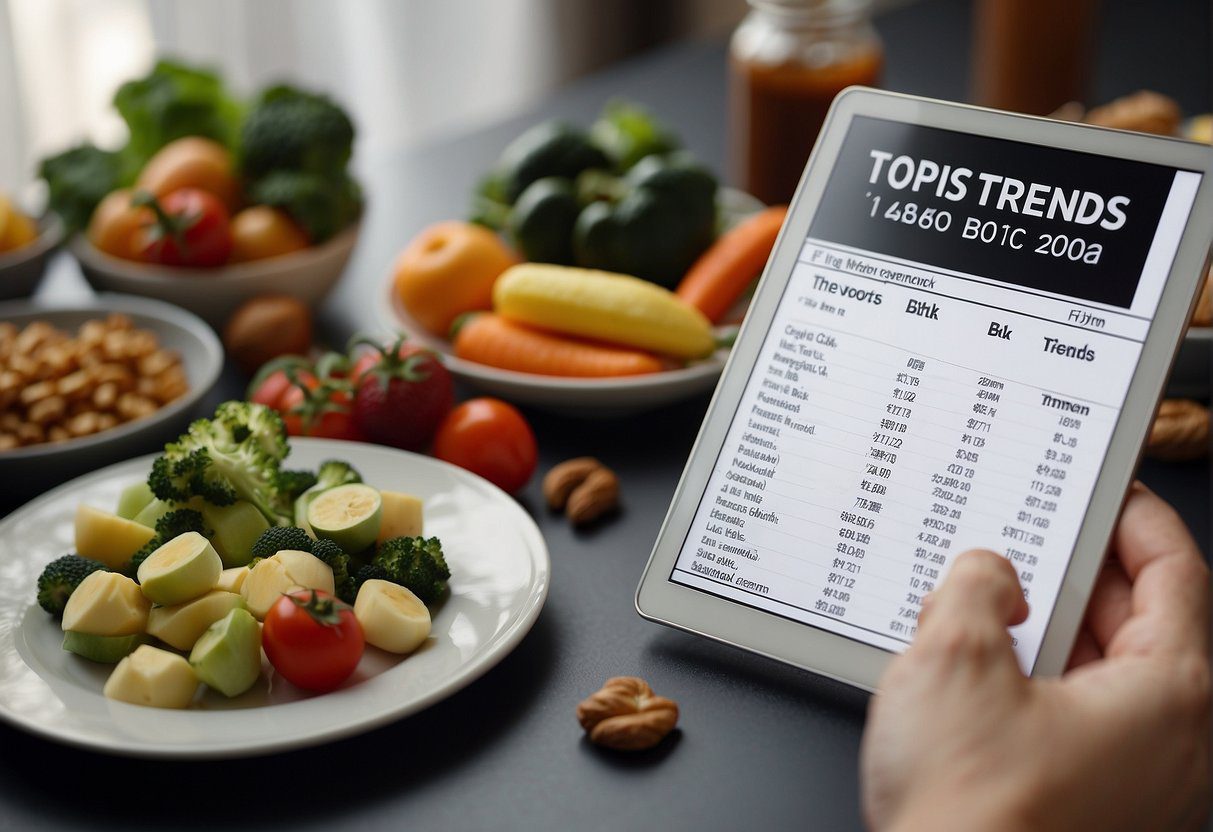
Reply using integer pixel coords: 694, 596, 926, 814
577, 676, 679, 751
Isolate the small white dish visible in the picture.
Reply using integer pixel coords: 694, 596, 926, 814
70, 222, 360, 328
0, 438, 549, 758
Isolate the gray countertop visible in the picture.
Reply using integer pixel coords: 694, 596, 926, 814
0, 1, 1208, 829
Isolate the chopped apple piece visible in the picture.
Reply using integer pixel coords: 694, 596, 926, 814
137, 532, 222, 606
74, 505, 157, 569
62, 571, 150, 636
146, 590, 245, 651
104, 645, 198, 709
376, 491, 423, 543
354, 579, 431, 654
190, 609, 262, 697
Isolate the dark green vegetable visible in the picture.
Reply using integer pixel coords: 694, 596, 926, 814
353, 563, 391, 594
372, 536, 450, 604
37, 145, 126, 233
590, 100, 679, 172
494, 121, 609, 204
113, 59, 243, 170
572, 154, 717, 287
148, 401, 291, 526
508, 177, 580, 264
247, 170, 361, 242
274, 469, 318, 504
251, 526, 313, 561
310, 538, 355, 604
128, 509, 210, 577
36, 555, 108, 617
239, 85, 355, 181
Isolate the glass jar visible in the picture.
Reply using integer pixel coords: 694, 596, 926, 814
729, 0, 883, 206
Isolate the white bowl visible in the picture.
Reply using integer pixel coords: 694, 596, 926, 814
70, 222, 360, 328
0, 215, 64, 302
0, 294, 223, 496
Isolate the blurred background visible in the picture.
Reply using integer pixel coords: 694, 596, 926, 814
2, 0, 1208, 195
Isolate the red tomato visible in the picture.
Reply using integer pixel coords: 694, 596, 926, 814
280, 382, 365, 441
433, 398, 537, 493
134, 188, 233, 267
249, 369, 311, 411
262, 590, 364, 693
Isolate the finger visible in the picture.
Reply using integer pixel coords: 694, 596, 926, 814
1112, 485, 1210, 654
1066, 625, 1102, 671
926, 549, 1029, 630
1085, 560, 1133, 650
1114, 484, 1202, 581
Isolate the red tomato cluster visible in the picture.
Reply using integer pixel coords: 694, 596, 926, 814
249, 340, 538, 493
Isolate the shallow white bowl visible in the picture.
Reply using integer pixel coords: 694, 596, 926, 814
71, 222, 360, 328
378, 189, 762, 416
0, 294, 223, 495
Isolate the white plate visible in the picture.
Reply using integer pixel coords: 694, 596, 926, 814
0, 438, 549, 758
377, 188, 764, 416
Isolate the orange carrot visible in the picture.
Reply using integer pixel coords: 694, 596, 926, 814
676, 205, 788, 323
453, 313, 664, 377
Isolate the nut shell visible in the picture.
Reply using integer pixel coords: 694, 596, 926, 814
542, 457, 601, 510
566, 466, 619, 526
577, 676, 678, 751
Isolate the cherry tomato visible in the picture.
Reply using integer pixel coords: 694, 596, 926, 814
249, 368, 311, 411
133, 188, 233, 267
433, 398, 537, 493
262, 589, 364, 693
280, 381, 365, 441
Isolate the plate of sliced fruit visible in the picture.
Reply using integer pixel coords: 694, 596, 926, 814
0, 402, 549, 758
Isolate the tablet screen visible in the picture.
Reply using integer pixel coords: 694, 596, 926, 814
670, 116, 1203, 670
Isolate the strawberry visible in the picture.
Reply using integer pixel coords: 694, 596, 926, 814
350, 337, 454, 451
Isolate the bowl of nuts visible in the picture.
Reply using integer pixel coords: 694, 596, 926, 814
0, 294, 223, 495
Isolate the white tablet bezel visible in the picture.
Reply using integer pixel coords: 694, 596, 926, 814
636, 88, 1213, 691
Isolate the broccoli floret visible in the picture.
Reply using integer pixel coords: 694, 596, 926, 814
127, 509, 209, 577
275, 469, 318, 501
240, 85, 355, 180
316, 460, 362, 490
373, 536, 450, 604
36, 555, 108, 617
251, 526, 313, 560
38, 144, 126, 232
148, 401, 291, 525
310, 538, 355, 603
353, 563, 390, 594
247, 170, 361, 242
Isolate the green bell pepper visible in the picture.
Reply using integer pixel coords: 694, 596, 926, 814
509, 177, 580, 265
572, 154, 717, 287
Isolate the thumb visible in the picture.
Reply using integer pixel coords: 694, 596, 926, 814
913, 549, 1029, 669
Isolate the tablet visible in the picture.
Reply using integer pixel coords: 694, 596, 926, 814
636, 88, 1213, 691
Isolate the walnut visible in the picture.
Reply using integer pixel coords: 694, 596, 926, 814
1191, 268, 1212, 328
577, 676, 678, 751
1147, 399, 1209, 461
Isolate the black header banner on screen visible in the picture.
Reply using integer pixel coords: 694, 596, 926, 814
808, 116, 1184, 309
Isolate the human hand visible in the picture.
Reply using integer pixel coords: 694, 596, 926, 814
861, 484, 1211, 832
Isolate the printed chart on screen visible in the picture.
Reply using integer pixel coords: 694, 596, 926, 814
670, 116, 1202, 670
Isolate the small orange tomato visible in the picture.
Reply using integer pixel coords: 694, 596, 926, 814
229, 206, 310, 262
393, 221, 519, 337
87, 189, 151, 260
136, 136, 240, 211
432, 398, 537, 493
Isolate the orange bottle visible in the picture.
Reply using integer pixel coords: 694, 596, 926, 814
730, 0, 883, 206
